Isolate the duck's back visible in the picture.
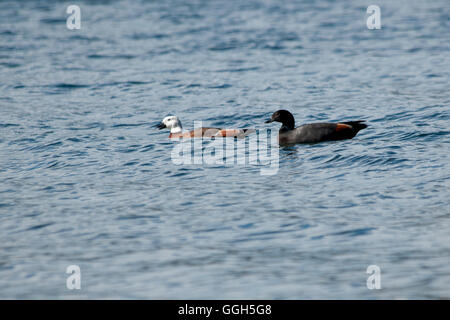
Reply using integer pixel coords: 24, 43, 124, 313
170, 127, 255, 138
279, 122, 366, 144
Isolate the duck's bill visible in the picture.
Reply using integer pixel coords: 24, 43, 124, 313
265, 119, 273, 123
156, 122, 166, 129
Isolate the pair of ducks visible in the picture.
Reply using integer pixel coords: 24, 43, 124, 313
156, 110, 367, 145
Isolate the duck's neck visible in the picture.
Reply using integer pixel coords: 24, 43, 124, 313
170, 126, 182, 133
280, 116, 295, 132
170, 120, 183, 133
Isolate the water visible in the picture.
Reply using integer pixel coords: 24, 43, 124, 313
0, 0, 449, 299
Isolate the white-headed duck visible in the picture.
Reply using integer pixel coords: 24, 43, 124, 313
157, 115, 254, 139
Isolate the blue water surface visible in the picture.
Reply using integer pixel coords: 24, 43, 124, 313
0, 0, 449, 299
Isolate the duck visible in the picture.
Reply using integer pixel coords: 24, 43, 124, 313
265, 110, 367, 145
156, 115, 254, 139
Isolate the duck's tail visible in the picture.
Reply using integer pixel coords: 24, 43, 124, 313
342, 121, 367, 133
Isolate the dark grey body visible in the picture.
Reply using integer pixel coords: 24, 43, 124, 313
279, 122, 361, 144
266, 110, 367, 145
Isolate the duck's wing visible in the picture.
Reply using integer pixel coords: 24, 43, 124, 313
213, 128, 255, 138
171, 127, 255, 138
281, 122, 367, 144
169, 127, 220, 138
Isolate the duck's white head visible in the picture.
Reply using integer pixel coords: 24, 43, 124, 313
156, 115, 182, 133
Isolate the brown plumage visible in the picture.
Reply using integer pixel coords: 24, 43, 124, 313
157, 116, 254, 139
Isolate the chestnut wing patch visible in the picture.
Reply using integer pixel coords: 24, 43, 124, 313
335, 123, 353, 132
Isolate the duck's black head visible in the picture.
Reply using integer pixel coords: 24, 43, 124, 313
265, 110, 295, 130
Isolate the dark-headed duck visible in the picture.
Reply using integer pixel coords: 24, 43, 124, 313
265, 110, 367, 145
157, 115, 254, 139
